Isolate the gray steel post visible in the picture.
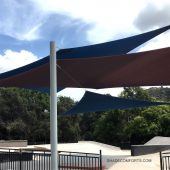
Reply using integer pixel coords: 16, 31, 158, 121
50, 41, 58, 170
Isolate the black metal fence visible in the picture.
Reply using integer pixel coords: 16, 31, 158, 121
160, 151, 170, 170
0, 148, 102, 170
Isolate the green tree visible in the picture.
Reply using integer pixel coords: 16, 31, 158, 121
120, 87, 152, 100
93, 110, 125, 146
79, 112, 101, 140
126, 116, 160, 144
57, 96, 81, 143
159, 113, 170, 136
6, 119, 27, 140
126, 105, 170, 144
119, 87, 153, 123
0, 88, 50, 142
57, 96, 75, 114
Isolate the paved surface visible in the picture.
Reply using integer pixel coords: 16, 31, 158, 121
1, 140, 169, 169
34, 141, 130, 156
145, 136, 170, 145
109, 152, 161, 170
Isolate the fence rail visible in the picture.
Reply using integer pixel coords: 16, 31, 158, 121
160, 151, 170, 170
0, 148, 102, 170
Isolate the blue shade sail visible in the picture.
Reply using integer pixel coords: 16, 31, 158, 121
64, 91, 170, 115
57, 25, 170, 59
1, 25, 169, 80
0, 25, 170, 93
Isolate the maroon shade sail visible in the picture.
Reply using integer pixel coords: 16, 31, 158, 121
57, 47, 170, 88
1, 47, 170, 89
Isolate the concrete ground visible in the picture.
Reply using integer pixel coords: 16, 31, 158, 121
108, 152, 161, 170
0, 141, 165, 169
28, 141, 163, 169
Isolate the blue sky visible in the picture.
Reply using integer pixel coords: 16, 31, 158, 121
0, 0, 170, 100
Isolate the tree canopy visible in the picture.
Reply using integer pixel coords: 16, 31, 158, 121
0, 87, 169, 146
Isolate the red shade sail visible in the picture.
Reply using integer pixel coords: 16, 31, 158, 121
58, 47, 170, 88
1, 47, 170, 89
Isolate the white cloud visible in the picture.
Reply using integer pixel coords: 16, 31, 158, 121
137, 31, 170, 52
0, 50, 38, 73
32, 0, 170, 43
0, 0, 45, 40
58, 87, 123, 101
32, 0, 143, 43
134, 5, 170, 31
58, 88, 85, 101
19, 24, 42, 41
1, 0, 170, 44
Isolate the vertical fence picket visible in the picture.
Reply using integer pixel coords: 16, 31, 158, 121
160, 151, 170, 170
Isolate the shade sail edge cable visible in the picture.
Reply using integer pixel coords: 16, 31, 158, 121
63, 91, 170, 115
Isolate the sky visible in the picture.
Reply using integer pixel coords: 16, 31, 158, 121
0, 0, 170, 101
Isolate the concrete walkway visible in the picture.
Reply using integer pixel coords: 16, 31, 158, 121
12, 141, 165, 169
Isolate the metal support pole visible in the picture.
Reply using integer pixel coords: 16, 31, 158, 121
99, 150, 102, 170
50, 41, 58, 170
160, 152, 163, 170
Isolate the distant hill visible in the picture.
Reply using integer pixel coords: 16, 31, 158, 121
146, 87, 170, 101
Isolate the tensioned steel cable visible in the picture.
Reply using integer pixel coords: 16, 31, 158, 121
57, 64, 85, 89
